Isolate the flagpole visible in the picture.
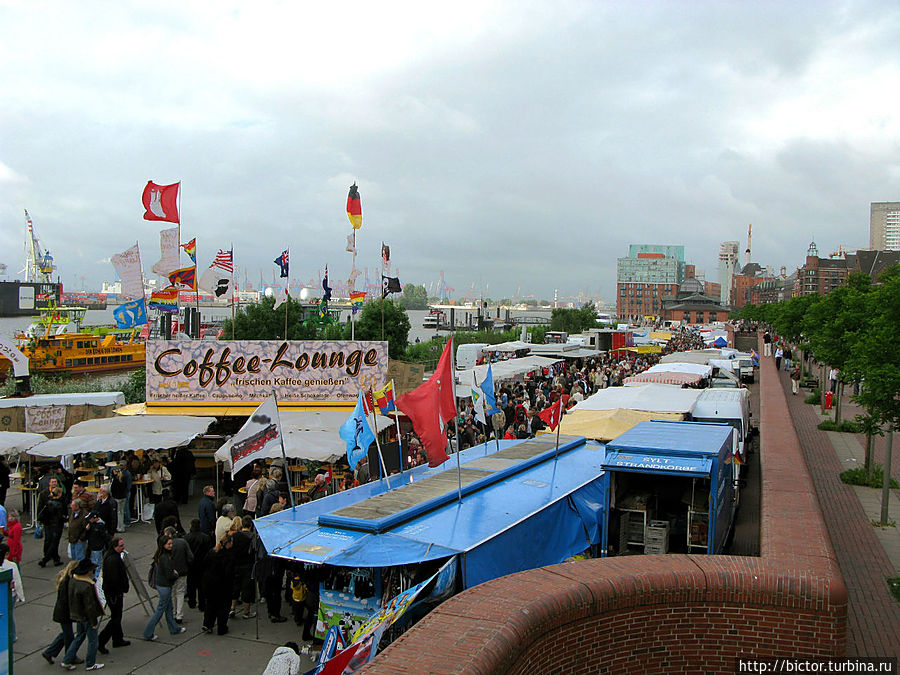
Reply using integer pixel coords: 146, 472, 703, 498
284, 254, 289, 340
231, 244, 236, 340
272, 391, 295, 509
449, 337, 463, 503
367, 389, 391, 489
194, 240, 200, 339
390, 379, 404, 473
554, 402, 562, 459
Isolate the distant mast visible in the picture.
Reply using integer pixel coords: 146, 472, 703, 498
23, 209, 56, 283
744, 223, 752, 268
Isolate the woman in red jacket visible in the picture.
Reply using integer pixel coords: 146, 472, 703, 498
2, 509, 22, 563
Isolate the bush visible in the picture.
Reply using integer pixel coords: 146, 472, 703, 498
840, 464, 899, 489
817, 419, 863, 433
804, 387, 821, 405
888, 577, 900, 603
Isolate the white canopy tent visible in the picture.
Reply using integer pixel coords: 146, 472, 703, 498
27, 415, 216, 457
572, 383, 704, 414
0, 431, 48, 455
481, 340, 531, 353
214, 410, 395, 470
454, 356, 563, 397
659, 349, 731, 366
645, 362, 713, 377
0, 392, 126, 409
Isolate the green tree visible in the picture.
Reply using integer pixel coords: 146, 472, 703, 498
223, 296, 322, 340
353, 299, 410, 359
399, 284, 429, 310
549, 302, 598, 334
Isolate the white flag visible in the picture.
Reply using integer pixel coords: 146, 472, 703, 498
272, 285, 290, 310
198, 265, 233, 303
471, 372, 486, 425
151, 227, 180, 277
111, 244, 144, 300
227, 394, 282, 476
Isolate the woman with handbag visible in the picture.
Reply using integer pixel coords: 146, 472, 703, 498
142, 534, 187, 641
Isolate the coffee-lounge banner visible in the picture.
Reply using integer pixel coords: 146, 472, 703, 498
146, 340, 389, 402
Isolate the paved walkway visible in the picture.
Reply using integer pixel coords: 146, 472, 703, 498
8, 489, 319, 674
778, 364, 900, 658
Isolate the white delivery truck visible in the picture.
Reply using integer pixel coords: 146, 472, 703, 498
456, 343, 489, 370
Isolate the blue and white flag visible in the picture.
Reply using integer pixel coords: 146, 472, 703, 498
112, 297, 147, 328
470, 373, 486, 425
339, 392, 376, 471
480, 363, 502, 416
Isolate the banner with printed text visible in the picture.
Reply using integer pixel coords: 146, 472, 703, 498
146, 340, 389, 403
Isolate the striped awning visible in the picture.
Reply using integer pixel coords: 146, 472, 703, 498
623, 371, 704, 387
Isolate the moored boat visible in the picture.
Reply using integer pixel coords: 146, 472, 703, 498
16, 330, 145, 374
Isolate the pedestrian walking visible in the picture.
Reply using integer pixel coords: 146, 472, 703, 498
198, 485, 217, 536
763, 330, 772, 356
184, 518, 213, 611
97, 536, 131, 654
790, 366, 801, 395
142, 534, 188, 641
60, 557, 104, 671
2, 509, 23, 564
163, 525, 193, 623
41, 560, 81, 665
67, 499, 90, 562
774, 345, 783, 371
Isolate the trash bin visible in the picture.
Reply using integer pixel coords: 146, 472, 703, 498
824, 391, 833, 410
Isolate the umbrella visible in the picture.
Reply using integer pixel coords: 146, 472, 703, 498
0, 431, 48, 455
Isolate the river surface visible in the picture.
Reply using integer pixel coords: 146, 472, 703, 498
0, 306, 551, 344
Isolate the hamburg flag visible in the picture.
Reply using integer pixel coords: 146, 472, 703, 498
141, 181, 180, 223
395, 339, 455, 467
470, 373, 486, 425
274, 250, 289, 278
538, 399, 562, 431
339, 392, 376, 471
374, 381, 395, 414
347, 183, 362, 229
168, 265, 197, 290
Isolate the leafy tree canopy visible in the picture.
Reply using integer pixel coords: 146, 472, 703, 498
550, 302, 598, 334
398, 284, 429, 310
352, 299, 410, 359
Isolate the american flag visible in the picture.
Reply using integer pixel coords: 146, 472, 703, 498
212, 249, 233, 273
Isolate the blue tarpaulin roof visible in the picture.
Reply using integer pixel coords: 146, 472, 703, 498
255, 436, 609, 586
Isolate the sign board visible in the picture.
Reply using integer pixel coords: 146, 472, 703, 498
24, 405, 67, 433
146, 340, 389, 403
18, 285, 34, 310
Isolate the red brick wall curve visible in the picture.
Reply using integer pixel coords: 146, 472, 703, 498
361, 337, 847, 674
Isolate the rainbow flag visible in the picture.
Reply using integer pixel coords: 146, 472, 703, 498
350, 290, 365, 315
181, 238, 196, 263
346, 183, 362, 229
149, 288, 179, 313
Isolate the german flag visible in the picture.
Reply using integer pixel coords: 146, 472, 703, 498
346, 183, 362, 229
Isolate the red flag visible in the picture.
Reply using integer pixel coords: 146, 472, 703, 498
362, 390, 375, 416
538, 399, 562, 431
395, 340, 455, 467
141, 181, 180, 223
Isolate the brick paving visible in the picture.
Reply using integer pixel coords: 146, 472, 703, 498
778, 363, 900, 658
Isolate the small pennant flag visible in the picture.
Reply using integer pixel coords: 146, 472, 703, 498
322, 265, 333, 301
350, 290, 365, 315
374, 381, 395, 415
149, 288, 179, 313
141, 181, 180, 223
347, 183, 362, 229
381, 243, 390, 271
480, 364, 502, 416
168, 266, 197, 290
274, 250, 289, 278
382, 276, 401, 299
538, 399, 562, 431
346, 233, 357, 254
181, 238, 196, 263
362, 390, 376, 416
470, 373, 486, 425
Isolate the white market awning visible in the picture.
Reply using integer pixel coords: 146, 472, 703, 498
572, 383, 703, 414
214, 410, 394, 469
27, 415, 216, 457
645, 362, 713, 377
0, 392, 126, 409
0, 431, 48, 456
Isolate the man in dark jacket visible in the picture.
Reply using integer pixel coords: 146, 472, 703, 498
170, 447, 196, 505
153, 490, 183, 535
184, 518, 213, 611
98, 536, 130, 654
61, 558, 105, 670
95, 487, 118, 538
37, 487, 66, 567
198, 485, 216, 535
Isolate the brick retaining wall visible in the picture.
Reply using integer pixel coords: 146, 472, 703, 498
361, 337, 847, 674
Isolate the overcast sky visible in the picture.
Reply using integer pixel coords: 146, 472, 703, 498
2, 0, 900, 304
